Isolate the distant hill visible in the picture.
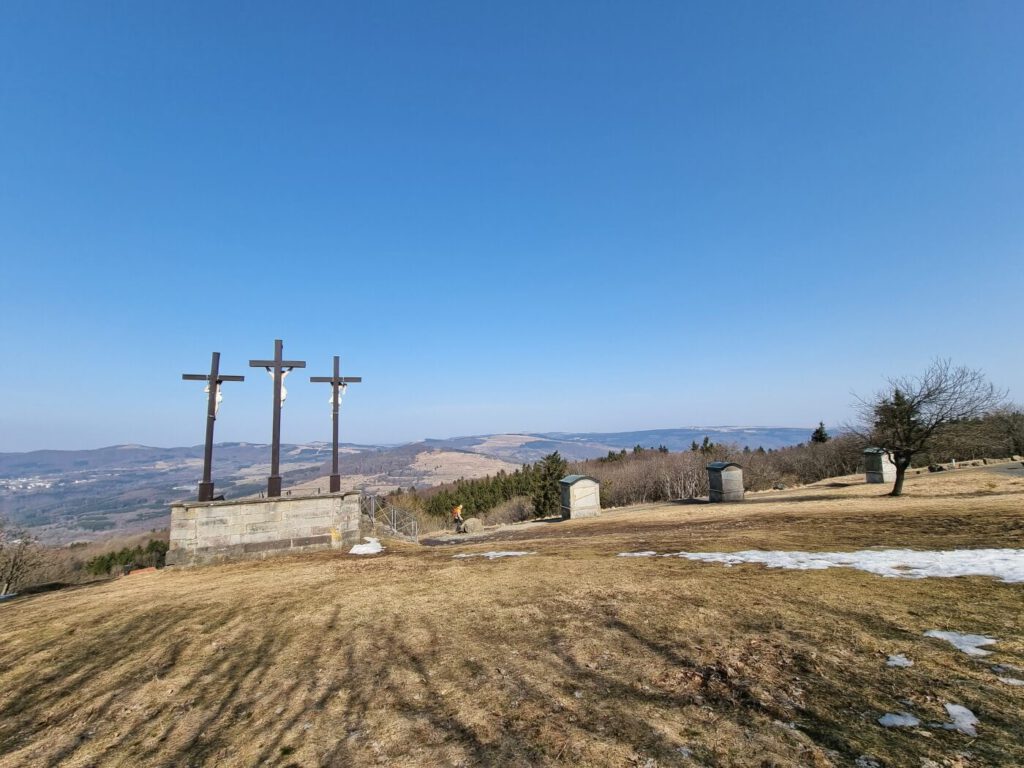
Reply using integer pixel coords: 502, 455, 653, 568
0, 426, 812, 543
426, 426, 813, 462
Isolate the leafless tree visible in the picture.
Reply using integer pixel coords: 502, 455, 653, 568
0, 522, 43, 596
853, 359, 1006, 496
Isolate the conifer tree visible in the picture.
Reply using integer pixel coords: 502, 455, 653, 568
811, 421, 830, 443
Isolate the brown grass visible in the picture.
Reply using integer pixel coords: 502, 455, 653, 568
0, 467, 1022, 767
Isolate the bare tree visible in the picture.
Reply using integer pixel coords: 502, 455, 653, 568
990, 405, 1024, 458
0, 522, 43, 596
854, 359, 1006, 496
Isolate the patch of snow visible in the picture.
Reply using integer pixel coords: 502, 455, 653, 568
991, 663, 1023, 675
942, 704, 978, 736
886, 654, 914, 668
855, 757, 882, 768
453, 551, 535, 560
997, 677, 1024, 686
924, 630, 997, 657
878, 712, 920, 727
617, 551, 657, 557
657, 548, 1024, 583
349, 537, 383, 555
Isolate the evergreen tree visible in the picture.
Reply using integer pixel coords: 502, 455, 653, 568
811, 421, 830, 443
531, 452, 567, 518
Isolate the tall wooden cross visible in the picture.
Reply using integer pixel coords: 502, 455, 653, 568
182, 352, 245, 501
249, 339, 306, 497
309, 355, 362, 493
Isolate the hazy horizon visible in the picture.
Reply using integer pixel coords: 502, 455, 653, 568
1, 423, 823, 455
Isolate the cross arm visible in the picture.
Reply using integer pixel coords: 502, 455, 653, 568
183, 374, 246, 381
249, 360, 307, 368
309, 376, 363, 383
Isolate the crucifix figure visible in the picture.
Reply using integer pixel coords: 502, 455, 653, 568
309, 355, 362, 493
182, 352, 245, 501
249, 339, 306, 497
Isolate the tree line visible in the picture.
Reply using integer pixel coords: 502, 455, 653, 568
386, 452, 568, 523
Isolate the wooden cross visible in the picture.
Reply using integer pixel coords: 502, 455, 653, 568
309, 355, 362, 493
249, 339, 306, 497
182, 352, 245, 501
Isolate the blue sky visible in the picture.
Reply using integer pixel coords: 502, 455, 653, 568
1, 1, 1022, 451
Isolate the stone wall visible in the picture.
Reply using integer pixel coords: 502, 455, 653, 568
167, 492, 362, 567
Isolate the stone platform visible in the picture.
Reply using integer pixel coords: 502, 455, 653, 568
167, 491, 362, 567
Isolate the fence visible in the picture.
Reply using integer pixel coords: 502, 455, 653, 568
360, 494, 420, 541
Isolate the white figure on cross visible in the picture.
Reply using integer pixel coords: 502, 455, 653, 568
203, 382, 223, 415
266, 367, 293, 407
328, 382, 348, 412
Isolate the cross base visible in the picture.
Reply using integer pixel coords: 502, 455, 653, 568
267, 476, 282, 497
329, 474, 341, 493
198, 481, 215, 502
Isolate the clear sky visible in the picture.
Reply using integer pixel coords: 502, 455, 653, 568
1, 1, 1022, 452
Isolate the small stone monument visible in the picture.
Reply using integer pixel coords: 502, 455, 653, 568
560, 475, 601, 519
863, 448, 896, 483
707, 462, 744, 502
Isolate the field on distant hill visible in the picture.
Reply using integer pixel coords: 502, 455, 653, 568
1, 466, 1021, 766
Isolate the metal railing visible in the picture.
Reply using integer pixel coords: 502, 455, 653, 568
360, 494, 420, 541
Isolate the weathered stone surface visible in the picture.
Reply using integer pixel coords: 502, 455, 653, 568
863, 449, 896, 484
167, 492, 361, 567
462, 517, 484, 534
707, 462, 744, 502
560, 476, 601, 519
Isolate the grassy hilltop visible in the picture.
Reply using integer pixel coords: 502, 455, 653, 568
0, 467, 1022, 767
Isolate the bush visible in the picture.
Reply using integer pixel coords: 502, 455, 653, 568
483, 496, 534, 526
84, 539, 168, 576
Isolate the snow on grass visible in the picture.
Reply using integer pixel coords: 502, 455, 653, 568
453, 551, 535, 560
924, 630, 998, 657
617, 551, 657, 558
886, 654, 913, 668
992, 664, 1024, 685
942, 704, 979, 736
879, 704, 980, 735
878, 712, 920, 727
644, 548, 1024, 583
349, 537, 383, 555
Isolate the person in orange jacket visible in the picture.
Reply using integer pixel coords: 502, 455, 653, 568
452, 504, 464, 532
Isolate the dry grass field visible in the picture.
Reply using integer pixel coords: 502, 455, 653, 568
1, 467, 1021, 767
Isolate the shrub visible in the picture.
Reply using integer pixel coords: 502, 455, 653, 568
483, 496, 534, 526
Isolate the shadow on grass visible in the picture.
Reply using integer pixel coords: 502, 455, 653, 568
1, 566, 1020, 767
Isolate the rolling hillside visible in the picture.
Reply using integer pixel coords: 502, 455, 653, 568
0, 426, 813, 543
